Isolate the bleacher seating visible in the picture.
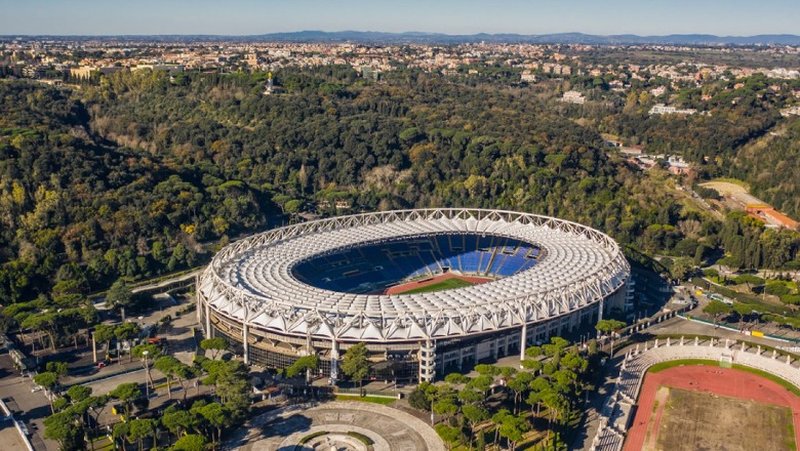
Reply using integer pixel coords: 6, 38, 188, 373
292, 233, 542, 294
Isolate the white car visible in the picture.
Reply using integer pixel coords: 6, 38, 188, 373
31, 386, 42, 393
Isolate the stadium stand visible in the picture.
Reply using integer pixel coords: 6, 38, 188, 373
292, 233, 543, 294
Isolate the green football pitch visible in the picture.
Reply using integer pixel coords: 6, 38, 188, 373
396, 278, 475, 294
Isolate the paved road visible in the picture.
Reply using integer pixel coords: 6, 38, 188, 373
646, 314, 800, 351
570, 354, 624, 451
131, 269, 202, 294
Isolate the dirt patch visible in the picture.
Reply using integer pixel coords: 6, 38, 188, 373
642, 387, 670, 451
700, 181, 748, 196
655, 388, 794, 451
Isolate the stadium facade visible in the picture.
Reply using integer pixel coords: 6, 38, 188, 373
196, 209, 630, 383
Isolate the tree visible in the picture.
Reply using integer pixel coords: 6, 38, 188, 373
172, 434, 207, 451
162, 407, 200, 442
671, 259, 695, 281
458, 388, 484, 405
596, 319, 626, 356
408, 386, 431, 411
490, 409, 511, 446
703, 299, 734, 325
588, 339, 598, 356
34, 371, 59, 413
213, 361, 251, 425
173, 361, 199, 401
499, 414, 529, 451
127, 418, 157, 451
432, 399, 459, 423
462, 404, 490, 449
94, 324, 116, 361
507, 372, 534, 414
542, 337, 570, 357
133, 344, 162, 390
541, 390, 568, 439
83, 395, 110, 438
444, 373, 470, 384
44, 410, 85, 451
733, 303, 757, 329
466, 375, 494, 393
155, 355, 180, 399
525, 346, 543, 359
474, 364, 499, 377
113, 422, 131, 451
110, 382, 142, 420
341, 342, 371, 395
284, 354, 318, 384
434, 424, 460, 451
67, 385, 92, 404
46, 361, 69, 376
107, 279, 133, 313
198, 401, 229, 448
527, 377, 552, 415
115, 322, 141, 363
595, 319, 626, 335
200, 338, 228, 360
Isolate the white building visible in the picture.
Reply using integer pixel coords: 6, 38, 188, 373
780, 105, 800, 117
649, 104, 697, 115
561, 90, 585, 105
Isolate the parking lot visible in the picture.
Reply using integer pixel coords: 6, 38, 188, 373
0, 351, 55, 451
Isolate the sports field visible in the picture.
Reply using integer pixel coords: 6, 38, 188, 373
647, 386, 794, 451
382, 272, 492, 295
397, 277, 474, 294
625, 364, 800, 451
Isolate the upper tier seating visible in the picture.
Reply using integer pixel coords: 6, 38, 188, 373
292, 233, 541, 293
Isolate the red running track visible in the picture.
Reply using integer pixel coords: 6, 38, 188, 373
623, 365, 800, 451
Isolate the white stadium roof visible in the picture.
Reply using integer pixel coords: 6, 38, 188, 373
198, 209, 630, 342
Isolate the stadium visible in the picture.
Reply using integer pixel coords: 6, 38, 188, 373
196, 208, 631, 383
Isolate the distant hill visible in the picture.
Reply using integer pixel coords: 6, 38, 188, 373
4, 31, 800, 46
252, 31, 800, 45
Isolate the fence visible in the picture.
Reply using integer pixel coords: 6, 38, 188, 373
677, 313, 800, 344
333, 387, 401, 399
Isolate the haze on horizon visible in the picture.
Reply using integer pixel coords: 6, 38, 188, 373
1, 0, 799, 37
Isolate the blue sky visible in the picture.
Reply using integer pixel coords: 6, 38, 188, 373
1, 0, 798, 36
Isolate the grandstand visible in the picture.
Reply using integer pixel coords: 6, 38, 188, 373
197, 209, 630, 383
292, 233, 543, 294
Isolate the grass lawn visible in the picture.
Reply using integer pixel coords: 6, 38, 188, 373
92, 437, 114, 451
647, 359, 800, 397
399, 278, 474, 294
334, 395, 396, 405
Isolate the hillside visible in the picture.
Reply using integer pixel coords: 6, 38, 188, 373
1, 66, 799, 302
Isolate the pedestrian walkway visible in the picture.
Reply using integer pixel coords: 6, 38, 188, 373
226, 401, 445, 451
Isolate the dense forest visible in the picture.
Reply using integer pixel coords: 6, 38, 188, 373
1, 66, 799, 307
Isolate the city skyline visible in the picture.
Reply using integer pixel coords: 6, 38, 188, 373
1, 0, 799, 37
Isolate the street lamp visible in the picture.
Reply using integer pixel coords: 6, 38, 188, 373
142, 350, 150, 399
